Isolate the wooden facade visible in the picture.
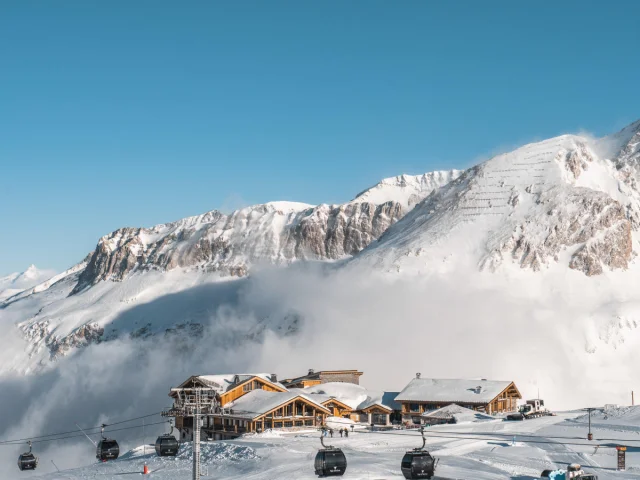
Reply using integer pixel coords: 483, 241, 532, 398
204, 395, 330, 440
321, 398, 354, 418
219, 376, 286, 405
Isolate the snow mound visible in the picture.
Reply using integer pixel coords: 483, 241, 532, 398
574, 405, 640, 425
423, 404, 495, 423
325, 416, 356, 430
176, 441, 260, 463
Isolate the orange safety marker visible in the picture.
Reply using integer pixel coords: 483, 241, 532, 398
143, 464, 149, 474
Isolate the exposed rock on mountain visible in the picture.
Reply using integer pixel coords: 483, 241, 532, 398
71, 171, 460, 294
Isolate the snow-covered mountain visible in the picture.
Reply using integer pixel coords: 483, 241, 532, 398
3, 118, 640, 379
355, 121, 640, 277
71, 170, 461, 294
0, 265, 56, 302
0, 170, 459, 371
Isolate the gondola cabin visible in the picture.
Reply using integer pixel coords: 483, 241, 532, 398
155, 434, 179, 457
401, 451, 436, 479
17, 453, 38, 471
96, 438, 120, 461
314, 446, 347, 477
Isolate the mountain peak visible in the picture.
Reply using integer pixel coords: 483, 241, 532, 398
353, 170, 462, 209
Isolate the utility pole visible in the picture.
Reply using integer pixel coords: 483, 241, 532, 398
584, 407, 596, 441
163, 387, 217, 480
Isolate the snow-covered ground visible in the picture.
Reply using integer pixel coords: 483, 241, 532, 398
28, 412, 640, 479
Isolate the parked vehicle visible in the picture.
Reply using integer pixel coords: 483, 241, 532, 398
506, 399, 552, 420
541, 463, 598, 479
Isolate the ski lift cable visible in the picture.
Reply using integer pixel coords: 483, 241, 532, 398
0, 411, 163, 446
0, 421, 168, 447
396, 427, 640, 443
355, 428, 640, 448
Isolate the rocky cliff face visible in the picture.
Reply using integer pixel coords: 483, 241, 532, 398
71, 171, 460, 294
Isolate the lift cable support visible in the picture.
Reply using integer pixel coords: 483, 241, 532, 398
163, 387, 218, 480
75, 423, 98, 447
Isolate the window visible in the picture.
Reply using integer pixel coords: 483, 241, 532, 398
284, 421, 293, 428
243, 382, 252, 392
285, 405, 293, 416
304, 420, 314, 426
274, 422, 283, 428
295, 421, 303, 426
410, 403, 420, 413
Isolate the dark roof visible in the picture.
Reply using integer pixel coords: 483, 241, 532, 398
381, 391, 402, 411
282, 370, 363, 386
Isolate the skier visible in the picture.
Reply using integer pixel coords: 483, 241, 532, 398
329, 429, 334, 438
344, 428, 348, 438
339, 429, 343, 437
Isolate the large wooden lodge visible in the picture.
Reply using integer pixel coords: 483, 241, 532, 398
168, 369, 521, 440
395, 373, 522, 425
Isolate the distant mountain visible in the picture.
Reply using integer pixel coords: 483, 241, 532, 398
0, 265, 56, 302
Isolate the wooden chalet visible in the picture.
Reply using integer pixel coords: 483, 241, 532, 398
282, 369, 363, 389
206, 390, 331, 439
169, 373, 289, 440
395, 374, 522, 425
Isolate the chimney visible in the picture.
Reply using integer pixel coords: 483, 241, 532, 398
308, 369, 315, 375
416, 372, 421, 379
270, 374, 277, 383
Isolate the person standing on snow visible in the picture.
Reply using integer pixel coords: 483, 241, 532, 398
339, 429, 343, 437
329, 429, 334, 438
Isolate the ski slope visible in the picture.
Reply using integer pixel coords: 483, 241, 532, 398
29, 412, 640, 479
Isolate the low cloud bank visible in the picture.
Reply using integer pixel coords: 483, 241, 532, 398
0, 261, 639, 475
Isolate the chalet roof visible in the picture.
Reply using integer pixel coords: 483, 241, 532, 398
290, 383, 396, 412
395, 378, 517, 404
181, 374, 287, 393
381, 392, 402, 411
223, 390, 330, 420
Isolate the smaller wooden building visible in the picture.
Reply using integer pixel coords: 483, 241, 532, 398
395, 374, 521, 425
282, 369, 364, 389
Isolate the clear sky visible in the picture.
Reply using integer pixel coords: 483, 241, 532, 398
2, 1, 640, 273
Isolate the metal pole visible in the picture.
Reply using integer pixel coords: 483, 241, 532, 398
193, 389, 201, 480
584, 407, 594, 441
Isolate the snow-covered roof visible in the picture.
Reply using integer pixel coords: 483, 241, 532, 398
224, 390, 330, 419
189, 374, 287, 393
395, 378, 515, 404
291, 383, 398, 412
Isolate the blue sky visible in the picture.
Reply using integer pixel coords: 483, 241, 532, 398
1, 1, 640, 273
